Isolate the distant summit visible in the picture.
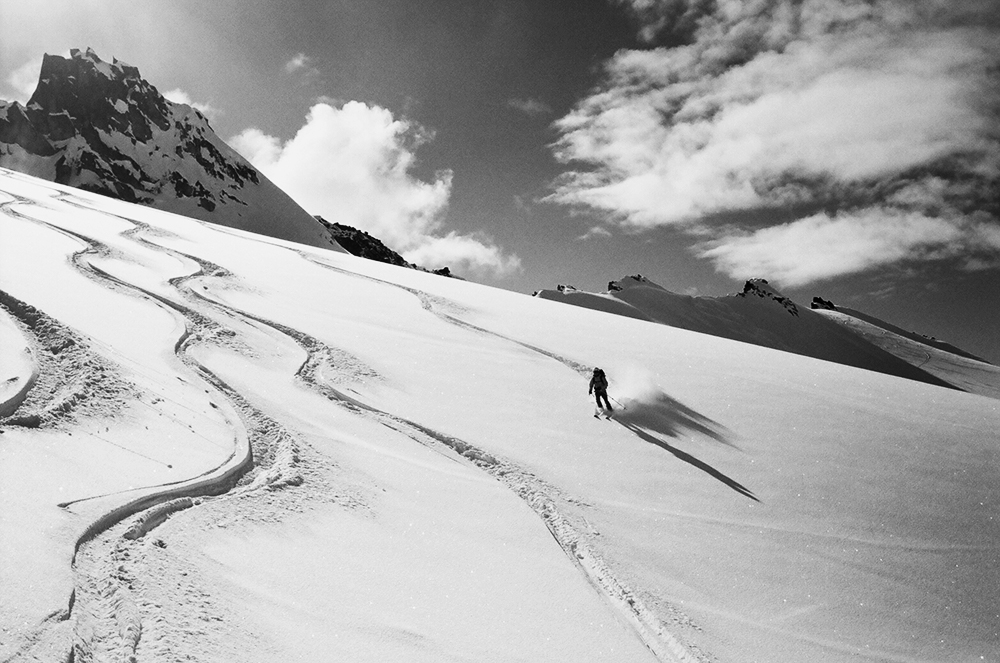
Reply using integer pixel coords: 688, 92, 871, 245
535, 275, 1000, 397
0, 48, 342, 252
737, 278, 799, 316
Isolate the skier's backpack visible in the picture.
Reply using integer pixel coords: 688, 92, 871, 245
593, 368, 608, 390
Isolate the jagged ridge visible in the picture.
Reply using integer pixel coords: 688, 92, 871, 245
0, 48, 341, 252
535, 274, 976, 393
314, 215, 459, 278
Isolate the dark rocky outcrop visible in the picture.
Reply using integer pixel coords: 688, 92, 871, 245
316, 217, 410, 267
811, 296, 837, 311
314, 215, 460, 278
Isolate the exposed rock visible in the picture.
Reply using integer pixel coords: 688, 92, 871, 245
315, 217, 410, 267
738, 279, 799, 316
0, 48, 337, 251
314, 215, 460, 278
811, 296, 837, 311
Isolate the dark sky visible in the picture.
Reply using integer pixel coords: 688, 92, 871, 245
2, 0, 998, 362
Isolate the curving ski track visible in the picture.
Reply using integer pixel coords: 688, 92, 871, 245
1, 196, 309, 663
2, 191, 703, 663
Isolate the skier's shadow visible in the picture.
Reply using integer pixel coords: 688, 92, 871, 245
614, 392, 759, 502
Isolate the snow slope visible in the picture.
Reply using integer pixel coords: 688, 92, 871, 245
813, 307, 1000, 400
2, 168, 999, 662
536, 275, 996, 397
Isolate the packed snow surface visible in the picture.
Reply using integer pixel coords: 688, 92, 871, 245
1, 168, 999, 662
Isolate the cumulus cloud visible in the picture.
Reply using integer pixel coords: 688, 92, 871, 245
4, 56, 43, 103
551, 0, 1000, 286
162, 88, 223, 121
403, 232, 521, 275
230, 101, 520, 277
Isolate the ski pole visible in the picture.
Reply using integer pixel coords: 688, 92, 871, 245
611, 396, 627, 410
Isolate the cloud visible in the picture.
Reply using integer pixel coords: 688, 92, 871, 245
230, 101, 520, 277
577, 226, 613, 241
228, 127, 282, 167
284, 53, 320, 81
403, 232, 521, 275
4, 56, 43, 103
284, 53, 311, 73
697, 209, 1000, 287
609, 0, 709, 43
161, 88, 223, 121
550, 0, 1000, 285
507, 97, 553, 116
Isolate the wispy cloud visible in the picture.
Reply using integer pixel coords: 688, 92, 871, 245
284, 52, 320, 80
162, 88, 223, 121
697, 209, 1000, 287
507, 97, 553, 117
577, 226, 613, 241
609, 0, 708, 43
550, 0, 1000, 287
230, 102, 520, 277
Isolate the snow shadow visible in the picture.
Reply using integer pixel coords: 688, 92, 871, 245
613, 392, 759, 502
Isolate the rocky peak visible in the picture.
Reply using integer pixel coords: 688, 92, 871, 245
315, 216, 410, 267
0, 48, 335, 251
811, 296, 837, 311
315, 216, 459, 277
737, 279, 800, 316
28, 48, 172, 143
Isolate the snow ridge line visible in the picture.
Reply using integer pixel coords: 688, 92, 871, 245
6, 209, 307, 662
65, 263, 311, 661
59, 255, 249, 663
0, 290, 73, 426
0, 303, 39, 419
0, 202, 138, 427
186, 268, 702, 663
301, 254, 595, 377
82, 220, 310, 495
123, 497, 196, 540
63, 230, 312, 538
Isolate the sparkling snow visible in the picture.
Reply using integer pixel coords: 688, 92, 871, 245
1, 168, 999, 662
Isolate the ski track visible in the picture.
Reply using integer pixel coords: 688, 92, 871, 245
0, 199, 139, 430
292, 252, 705, 663
1, 198, 323, 663
139, 235, 704, 662
4, 192, 703, 663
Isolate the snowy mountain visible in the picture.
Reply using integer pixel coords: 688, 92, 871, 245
809, 300, 1000, 400
536, 275, 1000, 398
2, 168, 999, 662
0, 48, 342, 252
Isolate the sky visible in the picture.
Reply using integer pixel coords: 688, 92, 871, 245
2, 0, 999, 362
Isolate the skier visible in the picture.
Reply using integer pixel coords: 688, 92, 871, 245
589, 367, 613, 418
